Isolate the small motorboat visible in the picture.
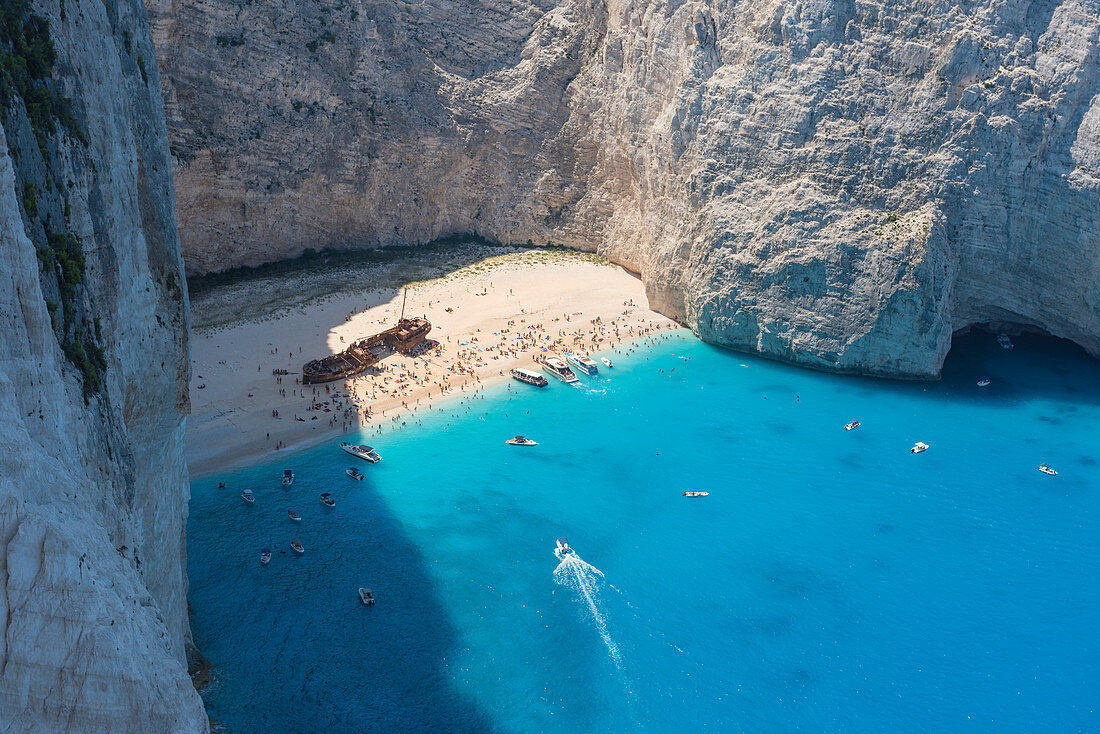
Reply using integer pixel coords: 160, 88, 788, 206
556, 538, 574, 556
506, 435, 538, 446
287, 509, 301, 522
565, 352, 599, 376
845, 421, 861, 431
600, 357, 613, 368
683, 491, 709, 497
260, 549, 272, 565
510, 367, 548, 387
358, 587, 375, 606
346, 467, 364, 481
320, 493, 336, 507
997, 333, 1015, 350
911, 442, 929, 454
241, 490, 256, 504
977, 377, 991, 387
282, 469, 294, 487
341, 442, 381, 463
1038, 464, 1058, 476
290, 539, 304, 554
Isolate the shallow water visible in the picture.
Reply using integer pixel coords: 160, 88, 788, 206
188, 331, 1100, 732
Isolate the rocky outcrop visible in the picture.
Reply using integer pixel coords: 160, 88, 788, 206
150, 0, 1100, 376
0, 0, 206, 730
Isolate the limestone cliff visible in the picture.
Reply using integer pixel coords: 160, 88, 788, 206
150, 0, 1100, 377
0, 0, 206, 730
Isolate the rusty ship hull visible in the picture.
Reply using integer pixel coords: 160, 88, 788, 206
302, 317, 431, 384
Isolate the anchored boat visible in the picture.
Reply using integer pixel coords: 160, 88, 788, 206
341, 442, 381, 463
911, 442, 929, 454
845, 421, 861, 431
287, 509, 301, 522
683, 491, 709, 497
541, 355, 579, 383
260, 549, 272, 565
290, 539, 304, 554
511, 367, 548, 387
600, 357, 613, 368
1038, 464, 1058, 475
506, 435, 538, 446
241, 490, 255, 504
358, 588, 375, 606
282, 469, 294, 487
320, 493, 335, 507
565, 352, 599, 376
346, 467, 364, 481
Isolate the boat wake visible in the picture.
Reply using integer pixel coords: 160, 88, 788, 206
554, 550, 622, 669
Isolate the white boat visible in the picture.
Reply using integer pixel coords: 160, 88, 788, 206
241, 490, 255, 504
506, 435, 538, 446
600, 357, 613, 368
287, 509, 301, 522
346, 467, 364, 481
541, 356, 578, 383
290, 539, 304, 554
997, 333, 1014, 350
1038, 464, 1058, 476
341, 442, 381, 463
320, 493, 335, 507
977, 377, 991, 387
555, 538, 574, 556
260, 549, 272, 565
911, 442, 929, 454
683, 491, 709, 497
282, 469, 294, 487
358, 587, 375, 606
511, 367, 548, 387
565, 352, 599, 376
845, 421, 861, 431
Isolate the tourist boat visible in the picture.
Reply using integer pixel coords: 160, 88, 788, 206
288, 509, 301, 522
845, 421, 861, 431
358, 587, 375, 606
302, 316, 431, 384
997, 333, 1015, 350
510, 367, 548, 387
565, 352, 599, 376
506, 435, 538, 446
683, 491, 709, 497
341, 442, 381, 463
977, 376, 991, 387
260, 549, 272, 565
911, 442, 929, 454
1038, 464, 1058, 475
241, 490, 255, 504
556, 538, 574, 556
282, 469, 294, 487
290, 539, 304, 554
541, 355, 579, 383
320, 492, 336, 507
346, 467, 364, 481
600, 357, 613, 368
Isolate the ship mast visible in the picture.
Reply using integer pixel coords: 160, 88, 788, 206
400, 287, 408, 321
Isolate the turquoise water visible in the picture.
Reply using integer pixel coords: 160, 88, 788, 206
188, 331, 1100, 732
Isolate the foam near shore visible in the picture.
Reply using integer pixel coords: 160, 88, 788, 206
187, 249, 679, 476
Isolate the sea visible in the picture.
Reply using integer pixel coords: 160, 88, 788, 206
188, 330, 1100, 733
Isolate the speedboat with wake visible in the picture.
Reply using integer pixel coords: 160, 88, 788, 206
341, 442, 381, 463
320, 492, 336, 507
260, 549, 272, 565
911, 442, 929, 454
241, 490, 255, 504
600, 357, 613, 368
290, 539, 304, 554
540, 355, 579, 384
845, 421, 861, 431
346, 467, 364, 481
555, 538, 574, 556
358, 587, 375, 606
565, 352, 599, 376
683, 490, 709, 497
511, 367, 548, 387
1038, 464, 1058, 475
282, 469, 294, 487
506, 435, 538, 446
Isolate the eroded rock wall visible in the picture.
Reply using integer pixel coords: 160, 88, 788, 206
0, 0, 206, 729
151, 0, 1100, 376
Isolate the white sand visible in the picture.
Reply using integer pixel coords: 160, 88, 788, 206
187, 250, 679, 477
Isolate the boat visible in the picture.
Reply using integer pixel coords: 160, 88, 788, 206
683, 491, 709, 497
241, 490, 255, 504
997, 333, 1014, 350
1038, 464, 1058, 475
506, 435, 538, 446
302, 316, 431, 384
540, 355, 579, 383
977, 377, 991, 387
845, 421, 861, 431
358, 587, 376, 606
282, 469, 294, 487
341, 442, 381, 463
290, 539, 304, 554
346, 467, 364, 481
260, 549, 272, 565
320, 492, 336, 507
287, 509, 301, 522
555, 538, 574, 556
600, 357, 613, 368
565, 352, 599, 376
911, 442, 929, 454
510, 367, 548, 387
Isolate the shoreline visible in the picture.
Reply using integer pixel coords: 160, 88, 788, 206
186, 249, 681, 479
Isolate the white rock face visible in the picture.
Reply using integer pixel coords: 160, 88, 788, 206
149, 0, 1100, 376
0, 0, 206, 730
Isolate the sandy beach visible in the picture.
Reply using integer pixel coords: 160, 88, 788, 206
187, 248, 680, 476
